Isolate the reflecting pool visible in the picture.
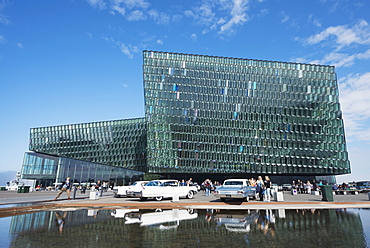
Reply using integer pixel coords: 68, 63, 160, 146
0, 208, 369, 248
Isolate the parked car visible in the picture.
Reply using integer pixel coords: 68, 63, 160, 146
110, 209, 139, 218
214, 210, 259, 232
271, 183, 282, 191
124, 209, 197, 228
127, 179, 198, 201
282, 184, 292, 191
213, 179, 257, 202
113, 181, 149, 197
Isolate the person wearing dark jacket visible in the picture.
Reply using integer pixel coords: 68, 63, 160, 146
264, 176, 272, 202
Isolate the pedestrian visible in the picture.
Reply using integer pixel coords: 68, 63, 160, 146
204, 179, 213, 196
96, 180, 101, 191
54, 177, 71, 201
306, 181, 312, 194
180, 179, 187, 186
256, 176, 265, 201
102, 181, 108, 192
186, 178, 193, 185
263, 176, 271, 202
312, 179, 317, 191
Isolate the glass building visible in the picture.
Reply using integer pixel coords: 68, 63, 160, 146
143, 51, 350, 176
29, 118, 147, 171
22, 50, 350, 184
21, 152, 144, 186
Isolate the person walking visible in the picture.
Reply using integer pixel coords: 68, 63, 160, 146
204, 179, 213, 196
264, 176, 272, 202
54, 177, 71, 201
256, 176, 265, 201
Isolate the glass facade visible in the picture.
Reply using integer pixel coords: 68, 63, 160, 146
22, 152, 144, 185
23, 50, 350, 180
143, 50, 350, 175
29, 118, 147, 172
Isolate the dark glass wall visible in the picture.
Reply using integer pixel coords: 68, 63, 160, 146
21, 152, 145, 186
29, 118, 147, 172
143, 50, 350, 175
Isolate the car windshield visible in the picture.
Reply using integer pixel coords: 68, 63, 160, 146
224, 181, 244, 186
145, 181, 160, 186
163, 181, 178, 186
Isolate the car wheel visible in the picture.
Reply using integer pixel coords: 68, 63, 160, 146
187, 208, 195, 214
155, 196, 163, 201
186, 191, 194, 199
140, 197, 148, 201
220, 198, 226, 202
244, 196, 249, 202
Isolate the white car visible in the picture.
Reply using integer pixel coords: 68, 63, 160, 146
124, 209, 198, 228
127, 179, 198, 201
113, 181, 149, 197
110, 209, 139, 218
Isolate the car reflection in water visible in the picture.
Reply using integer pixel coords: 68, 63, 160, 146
213, 209, 260, 232
123, 208, 198, 230
110, 209, 139, 218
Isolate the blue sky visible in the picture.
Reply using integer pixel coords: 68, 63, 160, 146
0, 0, 369, 183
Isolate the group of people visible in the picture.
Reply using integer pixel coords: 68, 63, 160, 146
254, 176, 272, 202
292, 180, 321, 194
201, 179, 221, 196
179, 178, 194, 186
54, 177, 110, 201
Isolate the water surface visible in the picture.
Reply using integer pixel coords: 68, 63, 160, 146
0, 207, 369, 248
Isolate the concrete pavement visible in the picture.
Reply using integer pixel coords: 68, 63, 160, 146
0, 189, 369, 217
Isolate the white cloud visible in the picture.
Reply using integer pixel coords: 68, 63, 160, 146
190, 33, 197, 43
280, 11, 290, 23
339, 72, 370, 142
186, 0, 250, 36
357, 48, 370, 59
122, 84, 128, 87
219, 0, 249, 34
111, 4, 125, 16
120, 0, 150, 9
102, 37, 139, 58
308, 14, 321, 27
127, 10, 147, 21
0, 35, 6, 44
305, 20, 370, 51
109, 0, 150, 16
156, 39, 163, 45
298, 49, 370, 67
148, 10, 170, 25
16, 43, 23, 49
86, 0, 106, 10
0, 13, 10, 25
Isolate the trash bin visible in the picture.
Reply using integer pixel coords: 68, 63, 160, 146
274, 191, 284, 202
23, 186, 30, 193
321, 185, 334, 201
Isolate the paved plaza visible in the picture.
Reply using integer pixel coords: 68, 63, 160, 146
1, 189, 369, 217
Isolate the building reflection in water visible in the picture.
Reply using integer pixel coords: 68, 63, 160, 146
6, 208, 368, 248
